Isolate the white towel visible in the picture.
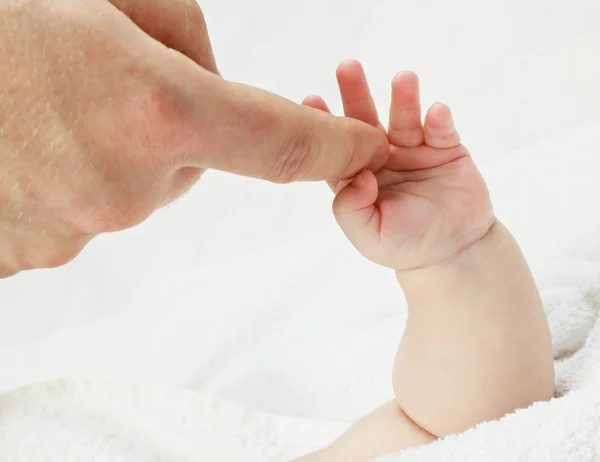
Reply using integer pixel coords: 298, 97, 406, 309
0, 257, 598, 462
0, 378, 349, 461
1, 122, 600, 461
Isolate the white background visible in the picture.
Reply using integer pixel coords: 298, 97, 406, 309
1, 0, 599, 424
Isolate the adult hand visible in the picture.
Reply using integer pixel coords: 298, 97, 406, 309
0, 0, 388, 277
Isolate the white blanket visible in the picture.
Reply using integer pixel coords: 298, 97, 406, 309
1, 122, 599, 462
1, 0, 600, 460
0, 379, 348, 461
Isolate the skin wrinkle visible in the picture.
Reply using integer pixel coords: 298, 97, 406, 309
273, 128, 316, 183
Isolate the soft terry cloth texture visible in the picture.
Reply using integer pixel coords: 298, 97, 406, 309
0, 379, 347, 461
1, 0, 600, 460
1, 122, 600, 462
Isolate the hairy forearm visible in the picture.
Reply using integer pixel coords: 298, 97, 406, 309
394, 220, 555, 437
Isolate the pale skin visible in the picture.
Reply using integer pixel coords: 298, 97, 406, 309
295, 61, 555, 462
0, 0, 388, 277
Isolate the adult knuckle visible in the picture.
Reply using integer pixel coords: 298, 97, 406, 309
125, 77, 194, 171
140, 82, 182, 128
131, 87, 179, 151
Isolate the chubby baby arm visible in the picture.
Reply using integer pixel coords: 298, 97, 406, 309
296, 222, 554, 462
394, 220, 554, 438
296, 60, 554, 462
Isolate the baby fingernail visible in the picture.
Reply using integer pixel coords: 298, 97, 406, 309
351, 174, 364, 187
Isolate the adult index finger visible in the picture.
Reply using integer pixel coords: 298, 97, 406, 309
170, 65, 389, 183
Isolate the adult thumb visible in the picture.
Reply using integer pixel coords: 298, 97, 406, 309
164, 56, 390, 183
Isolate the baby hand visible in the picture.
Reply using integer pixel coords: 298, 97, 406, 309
304, 61, 495, 271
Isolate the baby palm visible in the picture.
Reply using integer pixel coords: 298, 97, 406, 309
304, 61, 494, 271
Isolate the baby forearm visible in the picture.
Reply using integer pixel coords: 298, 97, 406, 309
393, 220, 555, 437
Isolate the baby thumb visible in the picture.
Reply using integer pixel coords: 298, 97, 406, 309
333, 170, 381, 242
